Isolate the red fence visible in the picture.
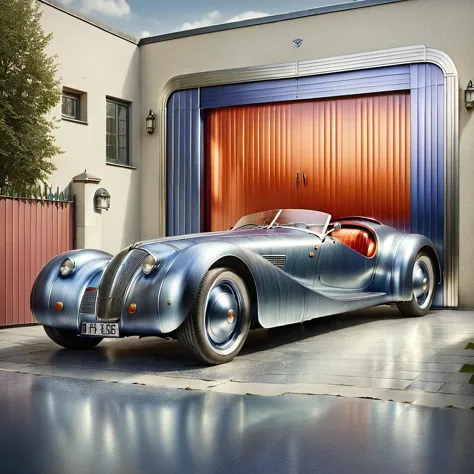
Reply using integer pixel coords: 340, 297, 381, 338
0, 196, 74, 326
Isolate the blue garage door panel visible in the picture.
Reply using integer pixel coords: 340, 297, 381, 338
166, 89, 201, 236
200, 78, 298, 109
409, 64, 445, 307
296, 66, 411, 100
200, 66, 411, 109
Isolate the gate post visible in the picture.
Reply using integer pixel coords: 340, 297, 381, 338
71, 170, 102, 249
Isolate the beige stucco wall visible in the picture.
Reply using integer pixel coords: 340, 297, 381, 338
40, 2, 141, 255
140, 0, 474, 307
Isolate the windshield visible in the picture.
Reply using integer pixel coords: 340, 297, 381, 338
233, 209, 331, 235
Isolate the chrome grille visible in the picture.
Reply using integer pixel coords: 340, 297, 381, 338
98, 248, 129, 298
262, 255, 287, 270
79, 288, 97, 314
96, 249, 148, 322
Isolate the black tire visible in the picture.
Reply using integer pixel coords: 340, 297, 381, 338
177, 267, 251, 365
44, 325, 103, 349
396, 252, 435, 317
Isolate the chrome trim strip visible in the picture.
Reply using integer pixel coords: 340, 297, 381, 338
157, 45, 459, 307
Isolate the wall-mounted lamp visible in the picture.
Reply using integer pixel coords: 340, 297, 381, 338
94, 188, 111, 211
146, 110, 156, 134
465, 81, 474, 110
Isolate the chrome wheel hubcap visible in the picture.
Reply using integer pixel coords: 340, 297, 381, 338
413, 258, 433, 309
205, 280, 242, 349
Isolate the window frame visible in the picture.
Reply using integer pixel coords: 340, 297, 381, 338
61, 92, 81, 120
106, 98, 131, 166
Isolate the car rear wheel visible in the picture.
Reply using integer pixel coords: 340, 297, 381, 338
177, 267, 251, 365
44, 326, 103, 349
396, 253, 435, 317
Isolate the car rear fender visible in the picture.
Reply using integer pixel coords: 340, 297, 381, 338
391, 235, 441, 301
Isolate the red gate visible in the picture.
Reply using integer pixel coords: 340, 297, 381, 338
0, 193, 74, 326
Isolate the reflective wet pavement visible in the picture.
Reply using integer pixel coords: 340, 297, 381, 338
1, 307, 474, 408
1, 370, 474, 474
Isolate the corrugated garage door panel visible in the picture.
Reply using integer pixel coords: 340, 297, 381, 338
301, 93, 411, 231
205, 103, 302, 232
205, 92, 411, 232
201, 66, 411, 109
166, 89, 200, 236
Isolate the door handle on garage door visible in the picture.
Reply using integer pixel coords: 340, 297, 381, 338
295, 171, 300, 188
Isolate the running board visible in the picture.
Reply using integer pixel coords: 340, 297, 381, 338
319, 291, 387, 302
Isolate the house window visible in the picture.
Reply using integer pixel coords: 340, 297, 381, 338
61, 87, 87, 123
62, 93, 80, 120
106, 99, 130, 165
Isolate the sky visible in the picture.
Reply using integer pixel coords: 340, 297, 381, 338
57, 0, 359, 39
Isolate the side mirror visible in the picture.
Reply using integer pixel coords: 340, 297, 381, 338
322, 222, 342, 241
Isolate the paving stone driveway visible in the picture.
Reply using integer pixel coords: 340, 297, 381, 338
1, 307, 474, 409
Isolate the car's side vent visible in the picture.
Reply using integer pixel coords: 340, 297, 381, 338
262, 255, 287, 270
79, 288, 98, 314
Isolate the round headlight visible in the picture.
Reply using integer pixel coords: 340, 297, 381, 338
59, 258, 75, 277
141, 254, 157, 275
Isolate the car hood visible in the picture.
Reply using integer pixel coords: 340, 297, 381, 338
132, 227, 313, 255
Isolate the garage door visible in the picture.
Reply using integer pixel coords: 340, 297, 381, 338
205, 92, 411, 232
166, 63, 444, 306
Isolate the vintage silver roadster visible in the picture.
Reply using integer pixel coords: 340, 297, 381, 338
31, 209, 440, 364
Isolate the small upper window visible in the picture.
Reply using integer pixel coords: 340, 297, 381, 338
106, 99, 130, 165
61, 87, 87, 123
62, 93, 80, 120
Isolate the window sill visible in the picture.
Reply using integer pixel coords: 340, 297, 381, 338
106, 161, 137, 170
62, 116, 88, 125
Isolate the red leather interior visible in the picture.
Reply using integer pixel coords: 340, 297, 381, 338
331, 227, 376, 258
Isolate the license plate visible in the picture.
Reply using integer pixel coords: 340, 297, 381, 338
81, 322, 119, 338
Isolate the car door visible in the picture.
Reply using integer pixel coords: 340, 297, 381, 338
316, 234, 377, 290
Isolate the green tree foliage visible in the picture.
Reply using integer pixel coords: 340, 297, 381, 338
0, 0, 62, 188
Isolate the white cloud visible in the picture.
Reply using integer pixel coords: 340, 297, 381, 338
140, 30, 151, 38
227, 11, 269, 23
180, 11, 222, 31
180, 10, 269, 31
80, 0, 131, 18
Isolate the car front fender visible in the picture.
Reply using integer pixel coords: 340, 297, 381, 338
156, 241, 252, 334
31, 249, 112, 330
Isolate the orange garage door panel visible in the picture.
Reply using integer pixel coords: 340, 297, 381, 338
205, 92, 411, 233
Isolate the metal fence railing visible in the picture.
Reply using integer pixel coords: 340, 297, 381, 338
0, 184, 73, 202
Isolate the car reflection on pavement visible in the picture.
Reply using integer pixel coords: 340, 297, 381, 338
1, 371, 473, 474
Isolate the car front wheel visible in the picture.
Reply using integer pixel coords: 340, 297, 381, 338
396, 253, 435, 317
44, 326, 103, 349
177, 267, 251, 365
